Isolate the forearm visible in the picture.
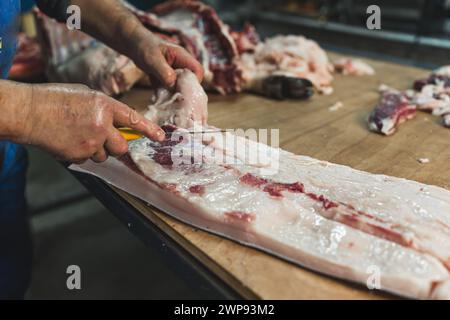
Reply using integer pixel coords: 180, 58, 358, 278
70, 0, 153, 61
0, 80, 33, 143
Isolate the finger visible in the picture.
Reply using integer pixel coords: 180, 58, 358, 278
164, 45, 204, 82
105, 129, 129, 157
91, 148, 108, 163
145, 49, 177, 87
110, 99, 166, 141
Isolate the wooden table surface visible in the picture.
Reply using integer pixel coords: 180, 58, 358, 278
118, 54, 450, 300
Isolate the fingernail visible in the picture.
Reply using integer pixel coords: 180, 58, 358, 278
156, 129, 166, 141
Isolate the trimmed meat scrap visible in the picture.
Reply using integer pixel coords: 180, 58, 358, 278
368, 88, 417, 135
413, 66, 450, 127
333, 58, 375, 76
444, 114, 450, 127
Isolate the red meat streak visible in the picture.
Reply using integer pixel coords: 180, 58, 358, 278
224, 211, 256, 223
238, 173, 412, 247
189, 185, 205, 195
118, 154, 180, 196
239, 173, 338, 209
395, 107, 417, 124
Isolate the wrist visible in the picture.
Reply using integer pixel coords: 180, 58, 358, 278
119, 20, 157, 63
0, 81, 34, 143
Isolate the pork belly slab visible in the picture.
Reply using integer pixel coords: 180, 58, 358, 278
71, 127, 450, 299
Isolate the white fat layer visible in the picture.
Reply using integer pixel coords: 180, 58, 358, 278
434, 65, 450, 77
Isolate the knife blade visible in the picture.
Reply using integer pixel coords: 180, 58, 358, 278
119, 128, 228, 142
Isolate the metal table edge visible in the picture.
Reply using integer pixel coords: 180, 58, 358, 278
70, 169, 244, 300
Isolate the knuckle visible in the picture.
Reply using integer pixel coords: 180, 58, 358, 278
80, 138, 99, 153
75, 84, 90, 91
92, 91, 108, 107
91, 119, 106, 133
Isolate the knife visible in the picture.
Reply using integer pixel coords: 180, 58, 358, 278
118, 128, 227, 142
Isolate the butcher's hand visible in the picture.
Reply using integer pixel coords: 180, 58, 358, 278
1, 81, 165, 164
69, 0, 204, 87
131, 34, 204, 87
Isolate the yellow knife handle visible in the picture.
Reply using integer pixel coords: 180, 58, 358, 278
118, 128, 143, 141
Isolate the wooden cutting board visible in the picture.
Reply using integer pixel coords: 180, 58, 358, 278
117, 54, 450, 300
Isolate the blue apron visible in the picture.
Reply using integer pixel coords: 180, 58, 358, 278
0, 0, 32, 299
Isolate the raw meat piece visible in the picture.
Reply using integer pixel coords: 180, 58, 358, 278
408, 66, 450, 129
230, 23, 260, 54
412, 66, 450, 128
369, 67, 450, 136
150, 0, 242, 94
444, 114, 450, 128
9, 33, 45, 80
240, 35, 334, 95
71, 126, 450, 299
413, 84, 450, 116
434, 65, 450, 78
143, 3, 332, 97
35, 12, 143, 96
144, 69, 208, 127
333, 58, 375, 76
368, 88, 417, 135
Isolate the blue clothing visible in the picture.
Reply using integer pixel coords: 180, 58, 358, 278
1, 0, 32, 299
0, 143, 31, 299
0, 0, 20, 78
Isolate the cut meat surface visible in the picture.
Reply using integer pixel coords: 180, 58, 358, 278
368, 88, 417, 135
144, 69, 208, 127
151, 0, 242, 94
